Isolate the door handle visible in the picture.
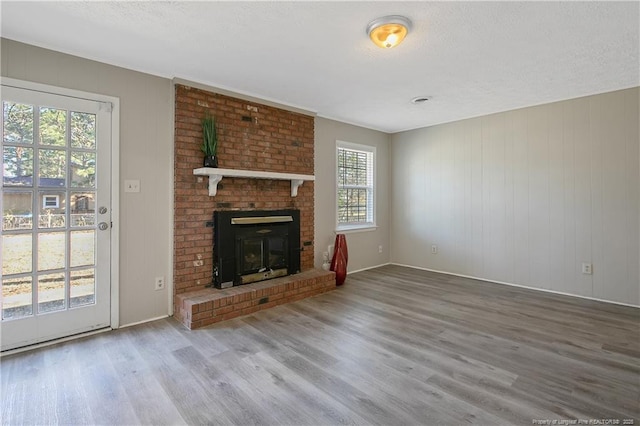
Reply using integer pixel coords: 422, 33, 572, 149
98, 222, 109, 231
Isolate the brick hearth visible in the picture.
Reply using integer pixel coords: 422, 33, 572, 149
175, 269, 335, 329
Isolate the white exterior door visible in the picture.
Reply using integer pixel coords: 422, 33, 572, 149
1, 84, 113, 351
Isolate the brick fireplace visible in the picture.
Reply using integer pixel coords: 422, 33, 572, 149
173, 84, 334, 328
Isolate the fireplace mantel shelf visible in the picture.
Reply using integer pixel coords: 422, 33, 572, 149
193, 167, 315, 197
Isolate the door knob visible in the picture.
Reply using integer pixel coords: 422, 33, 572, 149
98, 222, 109, 230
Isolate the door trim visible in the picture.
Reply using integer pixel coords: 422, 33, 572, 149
1, 77, 120, 329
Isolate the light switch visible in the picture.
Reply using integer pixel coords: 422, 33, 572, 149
124, 179, 140, 193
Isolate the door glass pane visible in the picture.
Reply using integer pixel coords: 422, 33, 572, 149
37, 232, 65, 271
38, 149, 66, 187
2, 234, 32, 274
70, 112, 96, 149
38, 191, 66, 229
39, 107, 66, 146
3, 191, 32, 231
70, 268, 95, 308
70, 152, 95, 188
38, 272, 65, 313
3, 146, 34, 186
2, 276, 32, 319
3, 102, 33, 144
70, 230, 94, 267
70, 192, 95, 227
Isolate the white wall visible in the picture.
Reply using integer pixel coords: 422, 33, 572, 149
315, 117, 391, 272
391, 88, 640, 306
1, 39, 174, 325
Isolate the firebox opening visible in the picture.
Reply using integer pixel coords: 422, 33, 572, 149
213, 209, 301, 289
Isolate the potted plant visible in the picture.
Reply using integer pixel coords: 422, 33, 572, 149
201, 112, 218, 168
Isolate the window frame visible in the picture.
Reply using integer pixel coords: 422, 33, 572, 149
335, 140, 376, 233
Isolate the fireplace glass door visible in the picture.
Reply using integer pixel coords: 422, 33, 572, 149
267, 237, 286, 269
240, 238, 264, 272
235, 224, 290, 284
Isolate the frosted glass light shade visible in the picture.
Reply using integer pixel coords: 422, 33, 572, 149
367, 15, 412, 49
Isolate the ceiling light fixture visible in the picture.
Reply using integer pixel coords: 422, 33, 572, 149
366, 15, 412, 49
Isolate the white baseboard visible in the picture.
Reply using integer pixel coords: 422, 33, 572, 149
389, 263, 640, 309
118, 315, 170, 329
348, 262, 391, 274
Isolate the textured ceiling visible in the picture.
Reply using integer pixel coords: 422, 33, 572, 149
1, 1, 638, 133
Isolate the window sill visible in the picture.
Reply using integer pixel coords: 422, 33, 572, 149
335, 224, 378, 234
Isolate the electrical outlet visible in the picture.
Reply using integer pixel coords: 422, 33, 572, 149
431, 245, 438, 254
378, 245, 383, 253
154, 276, 165, 291
582, 263, 592, 275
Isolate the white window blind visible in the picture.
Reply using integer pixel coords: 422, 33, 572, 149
42, 194, 59, 209
336, 141, 375, 230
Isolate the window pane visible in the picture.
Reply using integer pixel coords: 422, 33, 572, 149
71, 112, 96, 149
38, 149, 66, 187
70, 230, 94, 267
38, 191, 66, 229
38, 232, 65, 271
357, 165, 367, 185
38, 272, 65, 313
3, 102, 33, 144
39, 107, 66, 146
337, 188, 348, 208
2, 234, 32, 275
2, 276, 33, 319
3, 191, 32, 231
347, 189, 367, 222
70, 192, 95, 227
3, 146, 34, 186
70, 151, 95, 188
70, 268, 95, 308
338, 207, 348, 222
337, 150, 342, 184
346, 150, 355, 166
340, 188, 369, 223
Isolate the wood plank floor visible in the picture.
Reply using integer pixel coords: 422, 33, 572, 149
2, 265, 639, 425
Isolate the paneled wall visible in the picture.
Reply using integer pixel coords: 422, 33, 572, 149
391, 88, 639, 305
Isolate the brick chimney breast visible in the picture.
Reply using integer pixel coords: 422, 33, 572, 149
173, 85, 315, 308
